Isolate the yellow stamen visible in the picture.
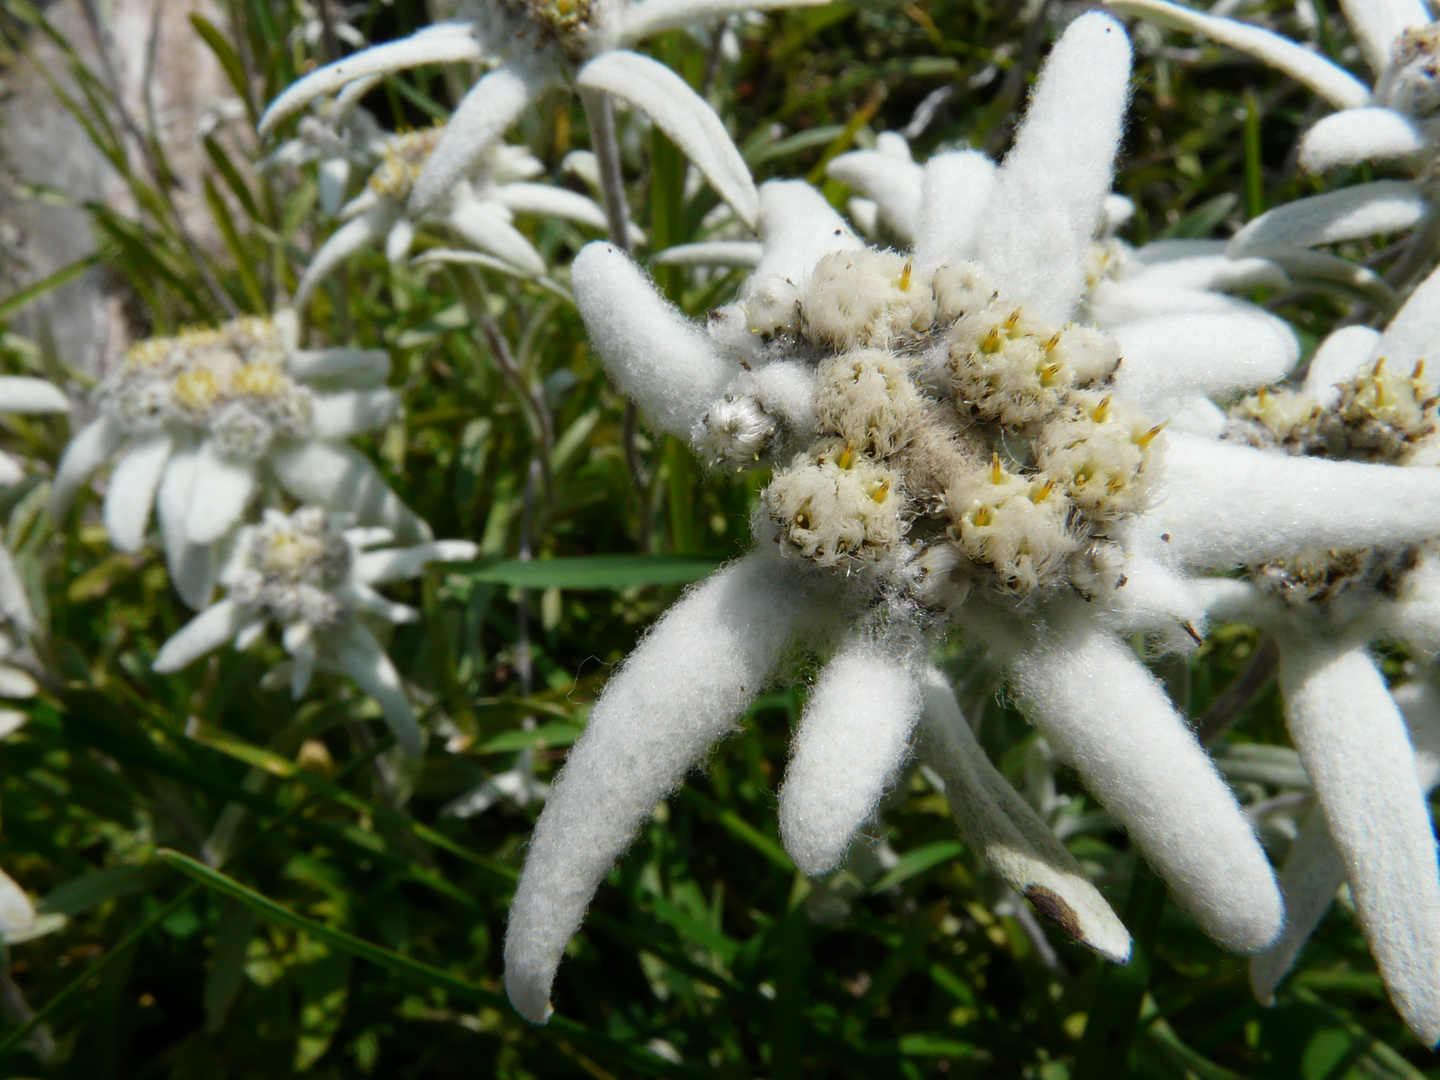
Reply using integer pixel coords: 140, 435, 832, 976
1004, 309, 1021, 332
1029, 479, 1055, 503
989, 453, 1004, 485
981, 326, 1004, 354
1039, 363, 1064, 387
972, 506, 994, 528
837, 444, 856, 470
1133, 423, 1167, 447
1092, 394, 1112, 423
898, 259, 913, 292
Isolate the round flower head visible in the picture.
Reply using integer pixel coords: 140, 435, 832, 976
51, 311, 430, 611
1192, 270, 1440, 1045
153, 505, 477, 754
493, 14, 1440, 1027
258, 0, 833, 247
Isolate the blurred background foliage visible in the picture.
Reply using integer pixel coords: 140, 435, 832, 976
0, 0, 1430, 1075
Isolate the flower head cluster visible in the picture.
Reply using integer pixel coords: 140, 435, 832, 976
154, 505, 476, 754
497, 14, 1440, 1027
52, 311, 427, 610
1186, 274, 1440, 1042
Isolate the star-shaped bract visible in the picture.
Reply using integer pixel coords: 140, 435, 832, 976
153, 505, 476, 754
258, 0, 833, 237
494, 14, 1440, 1025
52, 312, 429, 610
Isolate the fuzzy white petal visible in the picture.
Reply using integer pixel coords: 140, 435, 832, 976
444, 200, 545, 276
1102, 554, 1207, 646
354, 540, 478, 585
825, 148, 923, 242
1110, 312, 1297, 413
1302, 325, 1382, 406
385, 218, 417, 264
331, 622, 422, 755
1131, 433, 1440, 569
270, 441, 430, 544
1194, 576, 1277, 627
778, 640, 923, 875
973, 13, 1130, 322
0, 867, 34, 937
318, 157, 351, 217
1228, 181, 1426, 255
1299, 107, 1425, 173
652, 241, 763, 268
407, 60, 552, 216
1279, 640, 1440, 1046
153, 599, 245, 673
913, 150, 997, 274
616, 0, 831, 46
1369, 259, 1440, 374
0, 377, 69, 414
504, 553, 826, 1025
919, 669, 1131, 961
183, 442, 256, 545
1004, 616, 1282, 952
51, 416, 122, 518
1249, 808, 1346, 1006
287, 623, 317, 699
0, 547, 35, 636
494, 182, 609, 230
1125, 251, 1287, 292
1338, 0, 1430, 77
103, 434, 173, 553
0, 453, 22, 487
289, 348, 392, 387
1105, 0, 1373, 109
0, 665, 37, 700
309, 390, 399, 439
749, 180, 861, 289
337, 581, 418, 624
1083, 280, 1257, 325
157, 445, 217, 611
259, 23, 486, 137
577, 50, 759, 228
572, 242, 737, 439
295, 204, 399, 309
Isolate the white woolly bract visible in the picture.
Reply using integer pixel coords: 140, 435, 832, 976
503, 553, 828, 1024
1371, 260, 1440, 376
1341, 0, 1430, 77
1128, 432, 1440, 570
1109, 312, 1297, 415
748, 180, 861, 293
1303, 325, 1383, 407
778, 639, 924, 875
913, 151, 996, 274
572, 242, 735, 439
1299, 107, 1425, 172
971, 13, 1131, 323
917, 669, 1131, 962
1004, 615, 1282, 952
1105, 0, 1373, 108
1228, 180, 1426, 256
1278, 639, 1440, 1046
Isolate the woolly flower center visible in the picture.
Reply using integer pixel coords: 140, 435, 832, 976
232, 507, 352, 627
368, 124, 446, 201
1388, 24, 1440, 118
718, 247, 1165, 607
498, 0, 599, 58
1231, 358, 1440, 608
99, 316, 313, 460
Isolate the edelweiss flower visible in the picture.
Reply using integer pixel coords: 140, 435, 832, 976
294, 127, 607, 307
498, 14, 1440, 1023
51, 312, 429, 610
1192, 271, 1440, 1044
1108, 0, 1439, 258
258, 0, 831, 233
153, 506, 476, 754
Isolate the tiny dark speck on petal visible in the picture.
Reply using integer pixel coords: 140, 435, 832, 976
1161, 533, 1171, 542
1025, 885, 1083, 941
